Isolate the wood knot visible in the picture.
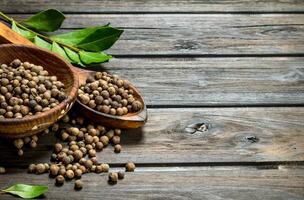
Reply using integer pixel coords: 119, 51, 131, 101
245, 135, 259, 143
184, 122, 209, 134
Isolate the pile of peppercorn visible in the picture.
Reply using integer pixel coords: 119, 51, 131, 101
0, 59, 66, 119
78, 72, 143, 116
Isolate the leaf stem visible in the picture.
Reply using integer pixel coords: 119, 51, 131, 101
0, 11, 80, 52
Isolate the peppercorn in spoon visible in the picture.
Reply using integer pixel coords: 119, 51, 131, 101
0, 22, 147, 129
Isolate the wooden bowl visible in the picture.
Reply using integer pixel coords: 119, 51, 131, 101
74, 68, 147, 129
0, 44, 79, 138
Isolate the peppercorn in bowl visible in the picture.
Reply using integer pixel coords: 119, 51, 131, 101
0, 44, 78, 138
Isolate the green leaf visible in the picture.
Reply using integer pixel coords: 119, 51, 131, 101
33, 36, 51, 50
2, 184, 48, 199
23, 9, 65, 32
79, 51, 112, 65
51, 26, 123, 51
63, 47, 85, 67
51, 42, 72, 62
51, 26, 107, 46
77, 27, 123, 51
11, 21, 36, 41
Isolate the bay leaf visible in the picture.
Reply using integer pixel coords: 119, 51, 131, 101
2, 184, 48, 199
33, 36, 52, 50
51, 26, 123, 51
50, 26, 107, 46
11, 21, 35, 41
79, 51, 112, 65
51, 42, 72, 62
77, 27, 123, 51
23, 9, 65, 32
63, 47, 85, 67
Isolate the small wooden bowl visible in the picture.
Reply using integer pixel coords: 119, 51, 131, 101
0, 44, 79, 138
74, 68, 147, 128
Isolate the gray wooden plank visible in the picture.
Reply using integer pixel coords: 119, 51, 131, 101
0, 107, 303, 166
10, 14, 304, 55
0, 166, 303, 200
104, 57, 304, 106
1, 0, 304, 13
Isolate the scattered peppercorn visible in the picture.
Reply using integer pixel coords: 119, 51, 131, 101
118, 171, 125, 179
36, 163, 46, 174
55, 175, 65, 186
114, 144, 122, 153
108, 172, 118, 182
125, 162, 136, 172
74, 180, 83, 190
0, 167, 5, 174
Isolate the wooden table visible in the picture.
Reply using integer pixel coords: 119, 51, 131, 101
0, 1, 304, 199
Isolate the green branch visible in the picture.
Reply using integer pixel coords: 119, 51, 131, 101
0, 11, 80, 52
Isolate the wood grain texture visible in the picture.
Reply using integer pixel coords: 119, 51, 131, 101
1, 0, 304, 13
0, 166, 303, 200
100, 57, 303, 106
0, 107, 303, 166
10, 14, 303, 56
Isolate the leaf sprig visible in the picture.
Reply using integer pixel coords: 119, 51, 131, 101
0, 9, 123, 67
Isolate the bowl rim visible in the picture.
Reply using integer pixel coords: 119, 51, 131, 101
0, 44, 79, 125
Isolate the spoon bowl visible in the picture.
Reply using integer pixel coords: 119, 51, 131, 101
0, 44, 78, 138
74, 67, 147, 128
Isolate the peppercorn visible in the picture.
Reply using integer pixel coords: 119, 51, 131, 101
105, 130, 114, 139
95, 142, 103, 151
112, 136, 120, 145
17, 149, 24, 156
70, 144, 79, 151
114, 144, 122, 153
125, 162, 136, 172
36, 163, 46, 174
100, 136, 109, 146
114, 129, 121, 136
118, 171, 125, 179
74, 180, 83, 190
13, 138, 23, 149
101, 163, 109, 172
0, 167, 6, 174
84, 160, 93, 169
132, 100, 143, 112
54, 143, 63, 153
50, 164, 59, 176
62, 156, 71, 165
55, 175, 65, 186
28, 164, 36, 173
58, 167, 66, 176
69, 127, 80, 136
73, 150, 83, 161
108, 172, 118, 182
74, 169, 82, 178
66, 169, 74, 179
88, 149, 96, 157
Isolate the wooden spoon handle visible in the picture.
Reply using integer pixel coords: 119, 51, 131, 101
0, 22, 34, 46
0, 22, 91, 85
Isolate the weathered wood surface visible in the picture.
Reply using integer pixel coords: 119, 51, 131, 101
1, 107, 303, 167
1, 0, 304, 199
105, 57, 304, 106
1, 166, 304, 200
1, 0, 304, 13
11, 14, 304, 55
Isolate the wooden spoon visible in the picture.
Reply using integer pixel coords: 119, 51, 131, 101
0, 22, 147, 129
